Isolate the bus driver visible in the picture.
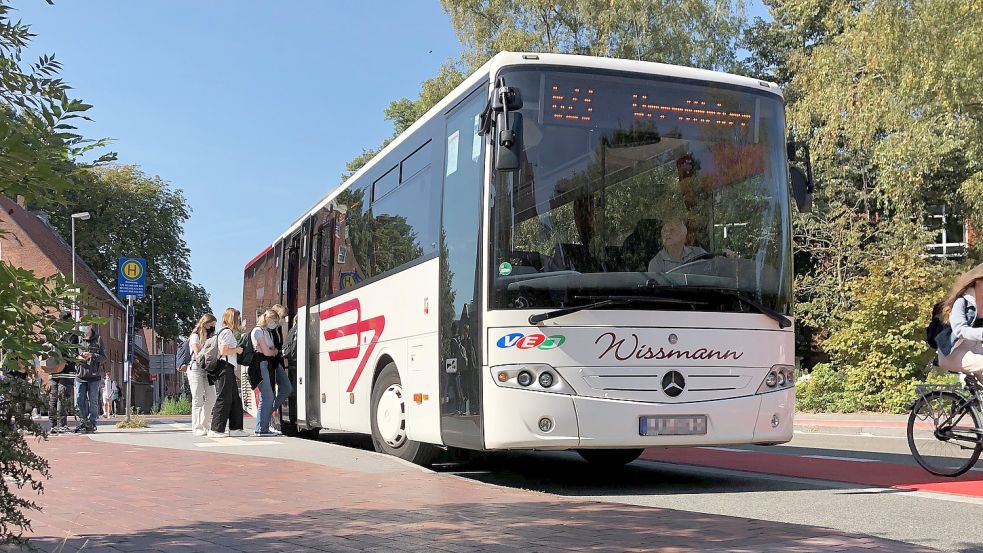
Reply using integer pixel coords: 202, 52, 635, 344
647, 217, 708, 273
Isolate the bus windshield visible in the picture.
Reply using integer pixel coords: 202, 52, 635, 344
490, 68, 792, 315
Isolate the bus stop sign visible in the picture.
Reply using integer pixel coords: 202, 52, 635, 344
117, 257, 146, 298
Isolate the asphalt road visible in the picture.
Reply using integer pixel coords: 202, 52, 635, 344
416, 432, 983, 553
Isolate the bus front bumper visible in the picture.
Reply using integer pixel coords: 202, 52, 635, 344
482, 386, 794, 450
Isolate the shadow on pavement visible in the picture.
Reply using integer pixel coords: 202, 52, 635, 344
435, 449, 851, 497
11, 500, 944, 553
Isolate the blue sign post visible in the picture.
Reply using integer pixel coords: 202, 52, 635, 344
117, 257, 147, 298
117, 257, 146, 421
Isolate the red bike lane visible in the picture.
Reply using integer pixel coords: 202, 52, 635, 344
642, 447, 983, 497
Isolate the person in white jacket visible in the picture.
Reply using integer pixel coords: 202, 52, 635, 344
187, 314, 217, 436
939, 266, 983, 375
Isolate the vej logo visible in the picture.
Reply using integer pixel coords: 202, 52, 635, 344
496, 332, 566, 350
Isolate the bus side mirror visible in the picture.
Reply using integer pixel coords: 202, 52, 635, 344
790, 166, 813, 213
495, 111, 522, 172
787, 140, 816, 213
481, 81, 523, 173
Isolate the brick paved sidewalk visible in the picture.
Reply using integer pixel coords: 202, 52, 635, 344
8, 434, 937, 553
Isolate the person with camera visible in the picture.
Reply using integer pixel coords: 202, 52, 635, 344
48, 312, 78, 434
73, 323, 105, 433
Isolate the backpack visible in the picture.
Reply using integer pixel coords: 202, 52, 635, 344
175, 338, 191, 372
925, 302, 945, 349
282, 325, 297, 360
238, 331, 255, 367
197, 329, 226, 376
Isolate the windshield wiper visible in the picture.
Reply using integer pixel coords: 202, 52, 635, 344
640, 282, 792, 329
528, 296, 697, 325
717, 289, 792, 329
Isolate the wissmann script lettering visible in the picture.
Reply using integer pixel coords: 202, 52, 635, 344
595, 332, 744, 361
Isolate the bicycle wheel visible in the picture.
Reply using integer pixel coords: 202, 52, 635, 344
908, 390, 982, 477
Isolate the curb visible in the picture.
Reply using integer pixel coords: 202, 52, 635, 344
794, 423, 908, 438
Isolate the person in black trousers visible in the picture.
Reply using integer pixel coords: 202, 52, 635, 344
48, 312, 78, 434
208, 307, 246, 437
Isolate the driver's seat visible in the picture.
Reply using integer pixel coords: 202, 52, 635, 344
622, 219, 662, 272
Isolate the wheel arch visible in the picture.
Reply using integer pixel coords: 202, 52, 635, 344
372, 353, 397, 389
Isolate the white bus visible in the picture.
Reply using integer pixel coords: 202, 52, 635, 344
242, 52, 811, 466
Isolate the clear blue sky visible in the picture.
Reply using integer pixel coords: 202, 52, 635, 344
16, 0, 768, 318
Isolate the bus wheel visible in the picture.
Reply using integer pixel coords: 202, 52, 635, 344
577, 448, 644, 467
370, 363, 438, 466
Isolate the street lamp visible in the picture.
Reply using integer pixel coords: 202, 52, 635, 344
150, 283, 164, 406
70, 212, 91, 320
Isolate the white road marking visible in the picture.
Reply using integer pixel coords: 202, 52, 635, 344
194, 437, 282, 447
802, 454, 878, 463
793, 430, 907, 439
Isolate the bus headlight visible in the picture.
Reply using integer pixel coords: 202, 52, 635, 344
490, 364, 573, 395
757, 365, 795, 394
517, 371, 534, 387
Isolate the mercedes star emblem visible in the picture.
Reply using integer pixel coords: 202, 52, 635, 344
668, 333, 678, 344
661, 371, 686, 397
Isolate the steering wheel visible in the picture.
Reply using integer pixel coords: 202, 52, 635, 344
665, 252, 715, 274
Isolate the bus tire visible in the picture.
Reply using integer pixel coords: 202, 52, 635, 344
370, 363, 438, 466
577, 448, 644, 467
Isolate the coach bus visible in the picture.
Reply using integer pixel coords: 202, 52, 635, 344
242, 52, 812, 466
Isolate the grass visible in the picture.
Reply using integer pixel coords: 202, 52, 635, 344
152, 395, 192, 416
115, 416, 149, 429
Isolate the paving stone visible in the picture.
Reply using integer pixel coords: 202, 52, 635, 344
8, 434, 939, 553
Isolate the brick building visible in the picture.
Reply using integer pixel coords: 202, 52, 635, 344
243, 244, 279, 329
0, 195, 152, 413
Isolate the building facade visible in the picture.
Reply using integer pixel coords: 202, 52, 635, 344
0, 195, 152, 413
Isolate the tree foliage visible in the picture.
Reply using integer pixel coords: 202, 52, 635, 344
0, 2, 114, 204
743, 0, 981, 361
42, 165, 210, 340
0, 2, 113, 541
441, 0, 746, 71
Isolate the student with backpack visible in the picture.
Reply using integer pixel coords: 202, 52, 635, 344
935, 265, 983, 375
207, 308, 247, 437
251, 309, 285, 436
269, 304, 293, 430
187, 314, 217, 436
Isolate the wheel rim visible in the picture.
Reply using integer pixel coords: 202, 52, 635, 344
376, 384, 406, 448
910, 394, 981, 475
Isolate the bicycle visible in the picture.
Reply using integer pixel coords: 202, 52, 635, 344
907, 373, 983, 477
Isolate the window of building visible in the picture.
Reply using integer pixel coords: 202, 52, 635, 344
926, 205, 966, 258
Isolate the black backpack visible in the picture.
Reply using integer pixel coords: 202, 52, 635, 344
925, 301, 946, 349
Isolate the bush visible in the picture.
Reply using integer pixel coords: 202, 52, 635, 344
819, 253, 955, 413
115, 415, 149, 429
153, 395, 191, 416
796, 363, 851, 412
0, 375, 50, 544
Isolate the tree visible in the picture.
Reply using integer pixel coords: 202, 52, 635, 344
43, 165, 210, 340
441, 0, 746, 71
0, 0, 110, 543
743, 0, 980, 402
0, 3, 114, 204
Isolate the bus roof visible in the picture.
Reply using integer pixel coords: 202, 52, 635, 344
254, 52, 782, 262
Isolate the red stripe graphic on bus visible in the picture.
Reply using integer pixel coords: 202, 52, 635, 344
320, 299, 385, 393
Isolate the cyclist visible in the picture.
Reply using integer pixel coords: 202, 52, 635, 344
938, 265, 983, 375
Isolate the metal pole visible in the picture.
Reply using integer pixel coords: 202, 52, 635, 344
71, 217, 76, 319
151, 291, 157, 405
124, 295, 134, 421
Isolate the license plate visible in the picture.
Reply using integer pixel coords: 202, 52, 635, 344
639, 415, 707, 436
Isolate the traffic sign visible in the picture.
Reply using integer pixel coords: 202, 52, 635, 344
117, 257, 146, 298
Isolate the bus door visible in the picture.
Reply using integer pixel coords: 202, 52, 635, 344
439, 85, 487, 449
283, 217, 317, 429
